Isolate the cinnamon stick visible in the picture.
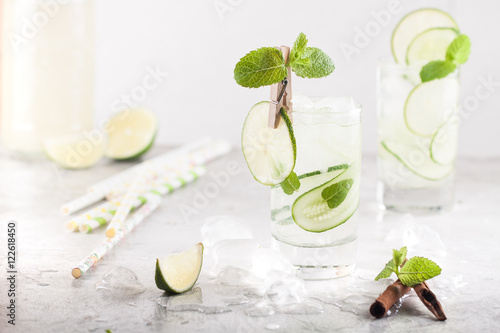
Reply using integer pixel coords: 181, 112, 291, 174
370, 279, 411, 318
413, 281, 447, 321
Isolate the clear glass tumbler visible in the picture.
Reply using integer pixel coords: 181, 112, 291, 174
271, 95, 362, 280
377, 59, 460, 213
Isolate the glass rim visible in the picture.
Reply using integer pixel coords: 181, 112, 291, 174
292, 96, 362, 115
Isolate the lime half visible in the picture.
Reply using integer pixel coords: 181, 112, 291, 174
106, 108, 157, 160
392, 8, 458, 64
155, 243, 204, 294
406, 27, 459, 65
241, 101, 296, 185
404, 78, 459, 137
44, 133, 107, 169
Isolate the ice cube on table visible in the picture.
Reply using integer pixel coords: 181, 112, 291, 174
264, 281, 302, 305
95, 267, 146, 295
217, 266, 262, 286
252, 248, 296, 279
201, 215, 254, 247
205, 239, 261, 276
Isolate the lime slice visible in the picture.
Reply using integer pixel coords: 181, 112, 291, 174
241, 101, 296, 185
382, 141, 454, 181
292, 165, 359, 233
406, 27, 459, 65
404, 78, 459, 137
44, 133, 107, 169
106, 108, 157, 160
391, 8, 458, 64
430, 119, 459, 165
155, 243, 204, 294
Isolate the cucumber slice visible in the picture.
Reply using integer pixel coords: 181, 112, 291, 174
241, 101, 296, 185
297, 163, 348, 180
292, 165, 359, 233
391, 8, 459, 64
406, 27, 459, 65
404, 78, 459, 137
382, 140, 454, 181
430, 119, 459, 165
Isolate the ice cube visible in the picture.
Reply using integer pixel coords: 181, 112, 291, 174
95, 267, 146, 295
201, 215, 254, 247
217, 266, 262, 286
205, 239, 261, 275
264, 281, 301, 305
252, 248, 296, 279
292, 93, 315, 111
314, 96, 357, 112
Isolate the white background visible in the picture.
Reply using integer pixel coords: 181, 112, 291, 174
94, 0, 500, 158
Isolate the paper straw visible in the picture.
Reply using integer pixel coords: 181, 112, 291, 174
71, 197, 161, 279
105, 169, 154, 238
65, 200, 119, 232
60, 138, 230, 215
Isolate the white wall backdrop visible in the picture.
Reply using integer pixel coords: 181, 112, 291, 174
95, 0, 500, 158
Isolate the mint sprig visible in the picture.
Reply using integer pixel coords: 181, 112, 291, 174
280, 171, 301, 195
375, 246, 442, 287
420, 34, 471, 83
234, 33, 335, 88
321, 178, 353, 209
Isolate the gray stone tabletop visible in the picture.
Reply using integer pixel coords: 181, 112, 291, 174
0, 145, 499, 332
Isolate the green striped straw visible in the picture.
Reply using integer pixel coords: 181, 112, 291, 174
79, 166, 205, 233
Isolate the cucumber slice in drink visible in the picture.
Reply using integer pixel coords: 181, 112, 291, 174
430, 119, 459, 165
297, 164, 348, 180
241, 101, 296, 185
406, 27, 459, 65
155, 243, 204, 294
381, 141, 454, 181
106, 108, 157, 160
391, 8, 459, 64
404, 78, 459, 137
292, 165, 358, 233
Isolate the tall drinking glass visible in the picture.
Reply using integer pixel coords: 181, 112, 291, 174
377, 59, 460, 212
271, 96, 362, 280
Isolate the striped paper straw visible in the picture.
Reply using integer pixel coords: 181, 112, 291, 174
65, 200, 119, 232
105, 169, 155, 238
71, 197, 161, 279
60, 138, 230, 215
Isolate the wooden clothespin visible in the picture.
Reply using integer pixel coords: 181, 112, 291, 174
269, 45, 293, 129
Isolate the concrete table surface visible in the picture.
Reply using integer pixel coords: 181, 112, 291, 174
0, 146, 499, 333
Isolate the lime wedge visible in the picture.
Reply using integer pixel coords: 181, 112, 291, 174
291, 164, 359, 233
430, 119, 459, 165
404, 78, 459, 137
241, 101, 296, 185
391, 8, 458, 64
155, 243, 204, 294
406, 27, 459, 65
381, 141, 454, 181
44, 133, 107, 169
106, 108, 157, 160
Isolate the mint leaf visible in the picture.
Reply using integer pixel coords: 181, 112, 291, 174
290, 32, 308, 64
446, 34, 471, 65
321, 178, 353, 209
291, 47, 335, 79
375, 259, 396, 281
398, 257, 442, 287
280, 171, 301, 195
420, 60, 456, 82
234, 47, 287, 88
392, 246, 407, 268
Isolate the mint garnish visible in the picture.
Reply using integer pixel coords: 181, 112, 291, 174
234, 33, 335, 88
375, 246, 442, 287
234, 47, 287, 88
420, 34, 471, 82
321, 178, 353, 209
399, 257, 442, 287
280, 171, 301, 195
291, 47, 335, 78
446, 34, 471, 64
